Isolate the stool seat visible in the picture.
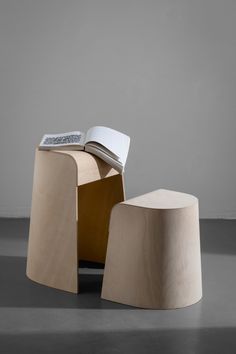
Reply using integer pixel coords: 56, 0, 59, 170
101, 189, 202, 309
121, 189, 198, 209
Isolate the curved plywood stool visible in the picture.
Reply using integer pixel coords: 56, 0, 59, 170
26, 149, 124, 293
102, 189, 202, 309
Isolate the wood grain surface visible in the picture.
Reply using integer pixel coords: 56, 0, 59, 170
102, 189, 202, 309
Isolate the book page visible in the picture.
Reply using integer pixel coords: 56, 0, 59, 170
85, 126, 130, 166
39, 131, 85, 148
85, 142, 118, 159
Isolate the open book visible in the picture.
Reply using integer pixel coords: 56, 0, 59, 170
39, 126, 130, 173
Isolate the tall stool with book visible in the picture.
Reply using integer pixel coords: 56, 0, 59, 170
26, 126, 130, 293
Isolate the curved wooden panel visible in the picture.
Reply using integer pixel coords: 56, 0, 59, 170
77, 174, 124, 263
54, 150, 119, 186
26, 150, 78, 293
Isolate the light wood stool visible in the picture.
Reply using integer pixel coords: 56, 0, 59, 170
101, 189, 202, 309
26, 149, 124, 293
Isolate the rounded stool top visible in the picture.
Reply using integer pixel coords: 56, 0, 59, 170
122, 189, 198, 210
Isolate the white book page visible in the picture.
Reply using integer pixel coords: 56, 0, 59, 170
85, 126, 130, 166
39, 131, 85, 148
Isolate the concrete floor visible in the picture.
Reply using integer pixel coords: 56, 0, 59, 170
0, 218, 236, 353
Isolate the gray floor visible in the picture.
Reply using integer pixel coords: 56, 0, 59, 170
0, 219, 236, 353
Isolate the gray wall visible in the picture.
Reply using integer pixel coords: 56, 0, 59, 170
0, 0, 236, 218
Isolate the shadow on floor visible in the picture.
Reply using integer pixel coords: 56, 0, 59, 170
0, 255, 131, 309
0, 327, 235, 354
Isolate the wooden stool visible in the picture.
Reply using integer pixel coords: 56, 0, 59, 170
26, 149, 124, 293
101, 189, 202, 309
